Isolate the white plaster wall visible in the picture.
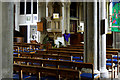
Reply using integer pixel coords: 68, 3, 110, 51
19, 15, 26, 24
15, 1, 39, 43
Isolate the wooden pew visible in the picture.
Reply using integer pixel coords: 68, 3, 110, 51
14, 43, 30, 52
48, 48, 84, 52
106, 51, 119, 78
14, 64, 79, 80
106, 54, 114, 78
66, 46, 84, 49
59, 44, 84, 49
107, 48, 120, 52
67, 44, 84, 47
36, 50, 83, 56
13, 46, 19, 57
20, 52, 72, 61
13, 57, 99, 80
107, 48, 120, 59
36, 50, 84, 61
14, 43, 46, 53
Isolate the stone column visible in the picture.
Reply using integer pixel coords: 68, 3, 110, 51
66, 2, 70, 45
38, 2, 46, 43
93, 0, 99, 74
62, 3, 66, 34
84, 1, 99, 74
61, 3, 66, 46
67, 3, 70, 33
98, 0, 102, 71
100, 0, 108, 78
0, 2, 13, 79
83, 2, 87, 62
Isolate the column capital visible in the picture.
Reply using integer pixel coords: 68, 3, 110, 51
38, 2, 45, 7
63, 2, 71, 7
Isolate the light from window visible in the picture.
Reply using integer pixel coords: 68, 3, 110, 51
33, 0, 37, 14
20, 0, 25, 15
26, 0, 31, 14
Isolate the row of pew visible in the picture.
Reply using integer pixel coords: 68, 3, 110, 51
13, 43, 100, 80
13, 43, 120, 79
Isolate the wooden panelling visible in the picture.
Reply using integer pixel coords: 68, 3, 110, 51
37, 22, 43, 31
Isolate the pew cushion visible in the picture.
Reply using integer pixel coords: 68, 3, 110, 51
13, 74, 31, 79
59, 65, 71, 68
74, 60, 83, 62
28, 75, 37, 80
46, 64, 56, 67
113, 56, 120, 59
80, 73, 99, 78
35, 49, 41, 50
106, 63, 112, 66
33, 63, 40, 65
16, 50, 22, 52
24, 51, 35, 52
49, 58, 56, 60
29, 62, 40, 65
73, 56, 80, 59
28, 49, 33, 50
13, 52, 18, 55
107, 59, 118, 62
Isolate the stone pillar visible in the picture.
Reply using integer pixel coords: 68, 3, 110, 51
93, 0, 99, 74
62, 2, 70, 46
61, 3, 66, 46
67, 3, 70, 33
66, 2, 70, 45
83, 2, 87, 62
84, 1, 99, 74
100, 0, 108, 78
0, 2, 13, 79
15, 2, 19, 31
62, 3, 66, 34
38, 2, 46, 43
98, 0, 102, 71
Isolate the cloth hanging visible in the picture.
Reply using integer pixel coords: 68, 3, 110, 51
63, 33, 70, 42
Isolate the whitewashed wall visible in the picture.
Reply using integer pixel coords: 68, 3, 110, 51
15, 1, 38, 43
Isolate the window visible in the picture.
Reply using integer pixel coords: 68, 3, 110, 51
26, 1, 31, 14
20, 0, 37, 15
20, 1, 25, 14
70, 2, 77, 17
33, 0, 37, 14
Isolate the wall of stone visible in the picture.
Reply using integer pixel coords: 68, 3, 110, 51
0, 2, 13, 79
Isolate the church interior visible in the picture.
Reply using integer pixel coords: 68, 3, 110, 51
1, 0, 120, 80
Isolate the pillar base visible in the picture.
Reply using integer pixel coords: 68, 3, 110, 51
94, 70, 100, 77
100, 68, 108, 78
94, 70, 100, 74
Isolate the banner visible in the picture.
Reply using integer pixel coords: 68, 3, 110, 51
112, 1, 120, 32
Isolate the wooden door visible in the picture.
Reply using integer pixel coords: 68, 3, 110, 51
19, 26, 27, 43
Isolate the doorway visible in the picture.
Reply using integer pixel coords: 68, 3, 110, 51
19, 26, 27, 43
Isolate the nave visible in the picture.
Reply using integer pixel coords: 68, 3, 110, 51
0, 0, 120, 80
13, 42, 120, 80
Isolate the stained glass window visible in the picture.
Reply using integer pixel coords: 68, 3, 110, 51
111, 1, 120, 32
